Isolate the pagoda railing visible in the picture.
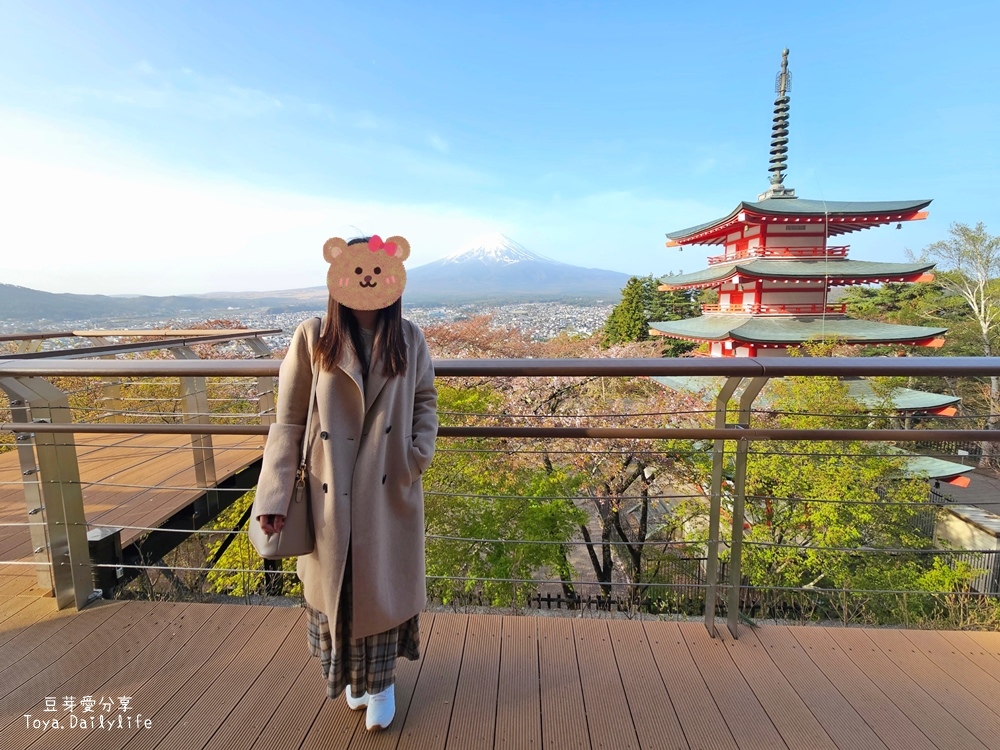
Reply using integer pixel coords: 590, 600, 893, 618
707, 245, 850, 265
702, 303, 847, 315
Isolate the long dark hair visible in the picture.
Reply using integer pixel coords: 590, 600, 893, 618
314, 238, 407, 377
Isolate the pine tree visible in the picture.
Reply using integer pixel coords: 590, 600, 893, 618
603, 275, 701, 354
603, 276, 649, 345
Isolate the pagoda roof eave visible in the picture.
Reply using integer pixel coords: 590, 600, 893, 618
648, 315, 947, 345
887, 448, 975, 482
653, 375, 961, 414
659, 259, 936, 290
666, 198, 932, 245
843, 379, 961, 412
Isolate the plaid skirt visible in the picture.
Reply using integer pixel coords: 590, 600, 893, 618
305, 551, 420, 700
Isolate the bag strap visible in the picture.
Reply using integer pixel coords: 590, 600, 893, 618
299, 363, 320, 472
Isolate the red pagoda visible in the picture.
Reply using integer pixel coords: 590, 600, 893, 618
650, 49, 946, 358
649, 49, 968, 486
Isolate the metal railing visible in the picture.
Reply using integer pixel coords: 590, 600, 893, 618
701, 303, 848, 315
706, 245, 850, 265
2, 355, 1000, 638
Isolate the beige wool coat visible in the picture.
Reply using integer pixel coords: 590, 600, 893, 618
253, 316, 438, 638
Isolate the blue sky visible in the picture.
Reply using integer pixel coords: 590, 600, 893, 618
2, 1, 998, 295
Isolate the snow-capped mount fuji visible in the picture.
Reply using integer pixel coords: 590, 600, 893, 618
440, 233, 563, 266
406, 234, 629, 305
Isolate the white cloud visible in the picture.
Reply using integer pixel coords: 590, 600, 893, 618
0, 110, 727, 298
68, 64, 285, 120
0, 114, 501, 295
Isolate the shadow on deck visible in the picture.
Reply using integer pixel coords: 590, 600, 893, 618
3, 597, 1000, 750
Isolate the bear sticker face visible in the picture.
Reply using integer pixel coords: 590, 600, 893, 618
323, 235, 410, 311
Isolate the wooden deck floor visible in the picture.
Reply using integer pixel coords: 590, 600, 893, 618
3, 596, 1000, 750
0, 433, 264, 596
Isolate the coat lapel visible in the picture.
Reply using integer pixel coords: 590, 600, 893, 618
365, 346, 389, 410
337, 346, 366, 401
335, 337, 388, 411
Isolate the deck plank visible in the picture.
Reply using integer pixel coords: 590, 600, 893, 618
495, 615, 541, 750
446, 613, 501, 750
132, 606, 301, 750
0, 433, 264, 576
934, 630, 1000, 671
685, 623, 788, 750
574, 619, 638, 750
0, 602, 141, 701
789, 627, 937, 750
643, 621, 738, 750
247, 658, 328, 750
864, 629, 1000, 749
959, 630, 1000, 661
111, 605, 274, 750
607, 619, 687, 750
0, 595, 51, 631
900, 629, 1000, 719
716, 626, 838, 750
396, 612, 467, 750
537, 617, 590, 750
20, 601, 217, 750
200, 609, 313, 750
826, 627, 989, 750
748, 625, 888, 750
73, 604, 268, 750
1, 601, 180, 748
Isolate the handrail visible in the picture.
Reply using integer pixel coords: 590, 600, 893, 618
3, 421, 998, 443
3, 356, 1000, 378
0, 329, 280, 343
4, 330, 282, 360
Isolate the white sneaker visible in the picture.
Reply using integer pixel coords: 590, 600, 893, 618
365, 684, 395, 731
344, 686, 369, 710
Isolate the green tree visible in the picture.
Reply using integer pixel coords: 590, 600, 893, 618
737, 374, 985, 624
423, 383, 587, 607
603, 276, 649, 345
915, 222, 1000, 466
603, 274, 699, 356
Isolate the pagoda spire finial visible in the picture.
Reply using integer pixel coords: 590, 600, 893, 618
760, 48, 796, 200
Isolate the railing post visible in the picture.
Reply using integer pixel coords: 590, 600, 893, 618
705, 376, 743, 637
726, 377, 768, 639
170, 346, 219, 519
0, 379, 53, 592
90, 336, 124, 424
15, 339, 43, 354
243, 338, 276, 426
0, 376, 97, 609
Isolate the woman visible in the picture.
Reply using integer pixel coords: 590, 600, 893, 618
254, 234, 437, 731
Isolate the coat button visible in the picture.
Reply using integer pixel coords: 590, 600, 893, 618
382, 474, 387, 485
385, 425, 392, 433
322, 483, 328, 493
320, 431, 329, 440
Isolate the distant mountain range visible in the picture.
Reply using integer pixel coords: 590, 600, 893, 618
0, 284, 306, 325
1, 235, 630, 324
404, 234, 629, 305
